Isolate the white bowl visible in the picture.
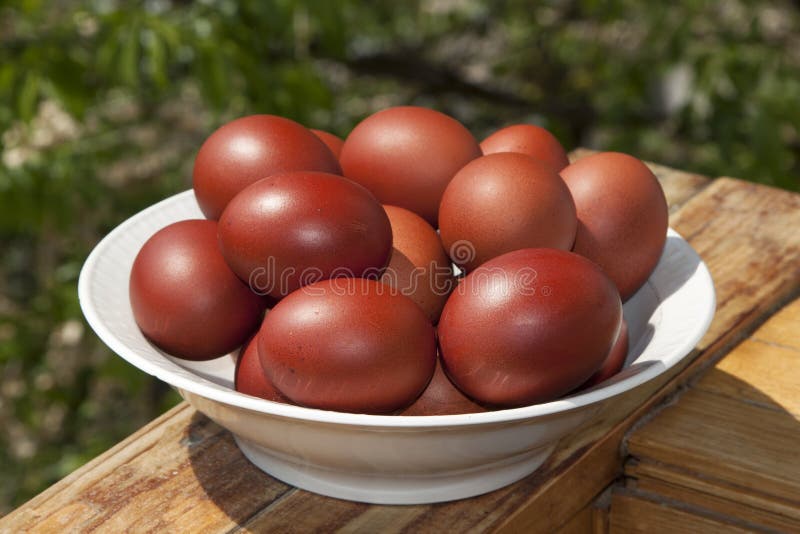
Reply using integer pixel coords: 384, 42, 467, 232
78, 190, 715, 505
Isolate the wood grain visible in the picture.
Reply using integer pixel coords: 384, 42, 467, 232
750, 297, 800, 351
627, 461, 800, 532
4, 165, 800, 533
694, 340, 800, 417
628, 388, 800, 512
670, 178, 800, 350
553, 494, 608, 534
619, 294, 800, 531
553, 504, 592, 534
608, 489, 755, 534
0, 406, 290, 533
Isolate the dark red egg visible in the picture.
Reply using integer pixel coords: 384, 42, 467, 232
193, 115, 341, 220
218, 171, 393, 299
380, 205, 454, 323
234, 333, 290, 403
311, 129, 345, 159
439, 153, 577, 272
129, 220, 265, 360
339, 106, 482, 225
480, 124, 570, 173
438, 248, 622, 407
258, 278, 436, 414
560, 152, 668, 301
580, 319, 629, 389
402, 356, 485, 416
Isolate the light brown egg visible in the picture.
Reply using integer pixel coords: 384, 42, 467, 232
439, 152, 577, 272
580, 319, 629, 389
311, 129, 345, 159
218, 171, 393, 299
339, 106, 482, 225
561, 152, 668, 301
234, 333, 291, 403
480, 124, 569, 173
380, 205, 454, 323
402, 356, 486, 416
438, 248, 622, 407
193, 115, 341, 219
259, 278, 437, 414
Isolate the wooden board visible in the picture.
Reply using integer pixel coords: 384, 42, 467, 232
554, 492, 609, 534
694, 339, 800, 417
0, 405, 291, 533
608, 489, 755, 534
750, 297, 800, 351
628, 461, 800, 532
668, 177, 800, 349
628, 388, 800, 508
622, 294, 800, 531
4, 160, 800, 533
553, 504, 593, 534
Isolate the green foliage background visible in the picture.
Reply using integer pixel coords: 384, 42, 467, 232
1, 0, 798, 513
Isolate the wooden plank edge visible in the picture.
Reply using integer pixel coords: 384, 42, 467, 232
553, 486, 612, 534
609, 486, 769, 533
0, 402, 193, 524
625, 457, 800, 523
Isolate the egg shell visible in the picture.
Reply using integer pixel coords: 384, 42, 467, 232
380, 205, 454, 322
193, 115, 341, 219
561, 152, 668, 301
218, 171, 393, 299
438, 248, 622, 407
401, 356, 486, 416
234, 333, 290, 403
339, 106, 482, 225
438, 152, 577, 272
258, 278, 437, 414
311, 129, 345, 159
129, 219, 265, 360
580, 319, 629, 389
480, 124, 570, 173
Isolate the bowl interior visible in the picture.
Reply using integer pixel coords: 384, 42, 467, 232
78, 190, 715, 427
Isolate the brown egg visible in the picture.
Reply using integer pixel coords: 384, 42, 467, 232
339, 106, 482, 225
234, 334, 290, 403
561, 152, 668, 301
311, 129, 345, 159
129, 220, 265, 360
438, 248, 622, 407
380, 205, 454, 322
402, 356, 486, 416
193, 115, 341, 219
438, 153, 577, 272
259, 278, 437, 414
580, 319, 629, 389
480, 124, 570, 173
218, 171, 393, 299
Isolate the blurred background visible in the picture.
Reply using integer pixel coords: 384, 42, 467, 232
1, 0, 798, 513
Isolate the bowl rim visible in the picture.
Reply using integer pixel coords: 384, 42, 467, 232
78, 190, 716, 429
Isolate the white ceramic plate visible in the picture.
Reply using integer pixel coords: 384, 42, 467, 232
78, 190, 715, 504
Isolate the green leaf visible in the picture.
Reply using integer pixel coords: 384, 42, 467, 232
17, 72, 39, 121
119, 21, 141, 87
147, 31, 168, 89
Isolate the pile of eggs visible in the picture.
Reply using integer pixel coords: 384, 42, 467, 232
129, 106, 668, 415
